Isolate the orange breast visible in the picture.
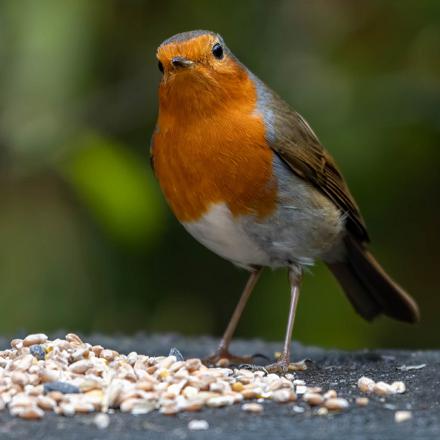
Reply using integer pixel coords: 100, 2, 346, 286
152, 74, 277, 223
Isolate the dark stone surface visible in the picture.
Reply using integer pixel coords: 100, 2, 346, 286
0, 334, 438, 440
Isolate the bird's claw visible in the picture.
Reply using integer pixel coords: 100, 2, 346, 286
237, 363, 268, 373
264, 359, 290, 374
203, 350, 255, 367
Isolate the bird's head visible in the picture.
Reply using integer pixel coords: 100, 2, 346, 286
156, 30, 252, 117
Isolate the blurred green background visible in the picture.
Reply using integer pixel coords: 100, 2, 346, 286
0, 0, 439, 349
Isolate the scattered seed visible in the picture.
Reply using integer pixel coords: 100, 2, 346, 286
71, 347, 90, 362
209, 381, 230, 394
94, 413, 110, 429
47, 391, 64, 402
16, 406, 44, 420
36, 395, 57, 410
131, 401, 156, 415
73, 401, 95, 414
65, 333, 83, 345
316, 407, 329, 416
323, 390, 337, 400
188, 419, 209, 430
232, 382, 244, 392
0, 333, 403, 422
390, 381, 406, 394
23, 334, 48, 347
295, 385, 307, 395
324, 398, 349, 411
158, 356, 176, 370
182, 399, 204, 412
60, 403, 75, 417
395, 410, 412, 423
11, 371, 29, 387
306, 387, 322, 394
241, 389, 260, 400
102, 380, 123, 411
272, 389, 295, 403
373, 382, 393, 397
160, 403, 179, 415
91, 345, 104, 357
355, 397, 369, 407
206, 395, 234, 408
100, 349, 116, 362
39, 369, 60, 383
185, 359, 202, 371
10, 339, 23, 350
242, 402, 264, 413
358, 377, 375, 393
69, 360, 93, 374
15, 355, 34, 371
303, 393, 324, 406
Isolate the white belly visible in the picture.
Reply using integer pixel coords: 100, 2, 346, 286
182, 203, 268, 269
181, 160, 346, 270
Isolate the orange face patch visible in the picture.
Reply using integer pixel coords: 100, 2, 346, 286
152, 35, 277, 222
157, 34, 217, 72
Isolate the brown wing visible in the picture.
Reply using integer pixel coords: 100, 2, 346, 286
264, 88, 369, 242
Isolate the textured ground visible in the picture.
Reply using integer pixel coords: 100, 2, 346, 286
0, 333, 438, 440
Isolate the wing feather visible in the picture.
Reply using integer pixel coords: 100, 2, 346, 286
260, 85, 369, 242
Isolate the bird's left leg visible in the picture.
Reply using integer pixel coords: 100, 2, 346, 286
204, 267, 263, 366
265, 268, 302, 373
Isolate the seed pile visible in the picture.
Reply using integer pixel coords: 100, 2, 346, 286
357, 376, 406, 396
0, 334, 407, 421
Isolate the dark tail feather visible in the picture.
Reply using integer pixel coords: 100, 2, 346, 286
328, 236, 419, 323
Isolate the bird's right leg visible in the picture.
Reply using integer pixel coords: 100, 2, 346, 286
204, 267, 263, 366
265, 268, 302, 373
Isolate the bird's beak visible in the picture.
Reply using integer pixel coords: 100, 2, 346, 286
171, 56, 194, 69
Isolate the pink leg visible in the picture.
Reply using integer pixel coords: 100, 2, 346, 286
266, 269, 302, 373
204, 267, 263, 365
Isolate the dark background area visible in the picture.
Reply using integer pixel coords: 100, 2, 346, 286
0, 0, 439, 349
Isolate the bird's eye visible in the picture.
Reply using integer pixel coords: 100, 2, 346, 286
212, 43, 224, 60
158, 61, 164, 73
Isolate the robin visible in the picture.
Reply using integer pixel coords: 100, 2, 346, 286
150, 30, 419, 372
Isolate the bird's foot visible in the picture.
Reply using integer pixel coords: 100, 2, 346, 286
265, 357, 310, 374
236, 363, 268, 373
203, 349, 255, 367
265, 357, 290, 374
